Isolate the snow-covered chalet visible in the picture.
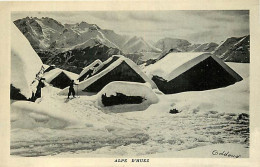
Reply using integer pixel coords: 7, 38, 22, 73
144, 52, 243, 94
59, 55, 157, 95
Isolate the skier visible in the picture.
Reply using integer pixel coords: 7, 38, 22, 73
68, 80, 78, 99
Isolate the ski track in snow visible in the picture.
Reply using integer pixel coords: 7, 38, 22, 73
10, 63, 249, 157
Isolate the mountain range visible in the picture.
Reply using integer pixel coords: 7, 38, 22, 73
150, 35, 250, 64
14, 17, 159, 54
13, 17, 250, 73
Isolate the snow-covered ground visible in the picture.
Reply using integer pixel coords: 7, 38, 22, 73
10, 62, 249, 157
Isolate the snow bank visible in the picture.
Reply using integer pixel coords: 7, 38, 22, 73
97, 81, 159, 111
227, 62, 249, 79
11, 86, 151, 157
11, 101, 81, 129
11, 23, 43, 98
59, 55, 157, 95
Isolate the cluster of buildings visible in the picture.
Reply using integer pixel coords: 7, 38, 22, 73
11, 23, 243, 107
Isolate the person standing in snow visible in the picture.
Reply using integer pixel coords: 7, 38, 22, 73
68, 80, 78, 99
35, 78, 45, 100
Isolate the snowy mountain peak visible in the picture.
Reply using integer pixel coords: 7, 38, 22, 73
14, 17, 163, 55
41, 17, 64, 31
121, 36, 161, 53
155, 38, 191, 52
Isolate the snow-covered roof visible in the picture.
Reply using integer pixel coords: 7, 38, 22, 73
11, 23, 43, 98
144, 52, 208, 81
44, 68, 79, 83
144, 52, 242, 82
59, 55, 157, 95
78, 59, 103, 79
79, 55, 157, 88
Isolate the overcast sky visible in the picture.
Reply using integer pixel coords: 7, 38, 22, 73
12, 11, 249, 44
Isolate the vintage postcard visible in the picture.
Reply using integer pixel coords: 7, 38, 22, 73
0, 0, 260, 167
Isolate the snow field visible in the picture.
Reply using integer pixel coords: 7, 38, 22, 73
11, 63, 249, 157
11, 86, 150, 156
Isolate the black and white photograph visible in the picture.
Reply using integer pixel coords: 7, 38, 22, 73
10, 10, 250, 158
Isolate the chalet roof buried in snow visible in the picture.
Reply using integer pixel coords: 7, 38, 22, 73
144, 52, 243, 94
59, 55, 157, 95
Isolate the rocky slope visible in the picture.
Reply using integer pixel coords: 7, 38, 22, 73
213, 35, 250, 63
193, 42, 219, 52
14, 17, 160, 55
39, 44, 122, 74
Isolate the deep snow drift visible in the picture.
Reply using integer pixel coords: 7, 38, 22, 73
10, 62, 249, 157
11, 23, 43, 99
97, 81, 159, 111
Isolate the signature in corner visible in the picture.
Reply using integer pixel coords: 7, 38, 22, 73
212, 150, 241, 158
